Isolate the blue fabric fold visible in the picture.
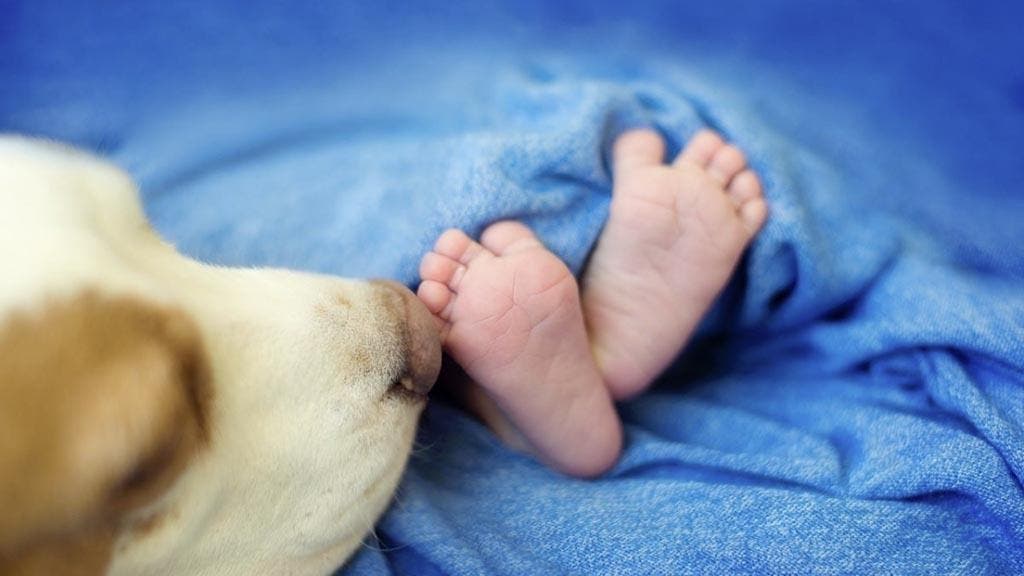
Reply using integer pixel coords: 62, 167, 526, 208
3, 1, 1022, 573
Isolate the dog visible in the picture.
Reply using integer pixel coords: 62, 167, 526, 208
0, 136, 442, 575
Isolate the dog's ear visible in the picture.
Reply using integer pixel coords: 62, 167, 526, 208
0, 293, 211, 574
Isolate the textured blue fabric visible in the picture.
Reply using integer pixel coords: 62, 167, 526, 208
3, 1, 1023, 574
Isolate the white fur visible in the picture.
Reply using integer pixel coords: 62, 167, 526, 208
0, 136, 435, 574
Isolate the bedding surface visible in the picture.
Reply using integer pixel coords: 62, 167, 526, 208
3, 1, 1022, 574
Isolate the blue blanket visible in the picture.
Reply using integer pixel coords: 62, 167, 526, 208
4, 1, 1022, 573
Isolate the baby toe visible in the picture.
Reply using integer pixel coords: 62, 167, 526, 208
739, 197, 769, 236
420, 251, 465, 289
480, 221, 543, 256
707, 145, 747, 187
613, 129, 667, 176
726, 170, 763, 207
674, 129, 724, 168
416, 280, 455, 319
434, 228, 488, 265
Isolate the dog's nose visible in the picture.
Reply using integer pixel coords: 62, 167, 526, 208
372, 280, 442, 396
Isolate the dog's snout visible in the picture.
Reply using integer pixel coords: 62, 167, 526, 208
372, 280, 442, 396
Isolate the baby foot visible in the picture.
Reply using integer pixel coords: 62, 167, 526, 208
417, 222, 621, 477
583, 128, 768, 399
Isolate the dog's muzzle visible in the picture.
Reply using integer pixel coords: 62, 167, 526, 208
373, 280, 442, 396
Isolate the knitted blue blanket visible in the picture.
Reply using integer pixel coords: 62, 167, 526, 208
4, 1, 1021, 573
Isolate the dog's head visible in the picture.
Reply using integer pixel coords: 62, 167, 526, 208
0, 137, 442, 575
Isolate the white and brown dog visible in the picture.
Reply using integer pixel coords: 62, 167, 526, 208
0, 136, 442, 575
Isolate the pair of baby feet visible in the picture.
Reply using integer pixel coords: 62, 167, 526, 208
417, 128, 767, 477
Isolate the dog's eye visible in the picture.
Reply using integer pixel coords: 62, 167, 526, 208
109, 432, 184, 511
118, 450, 168, 495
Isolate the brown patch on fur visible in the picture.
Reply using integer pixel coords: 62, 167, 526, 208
349, 348, 373, 372
0, 292, 212, 574
0, 526, 114, 576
